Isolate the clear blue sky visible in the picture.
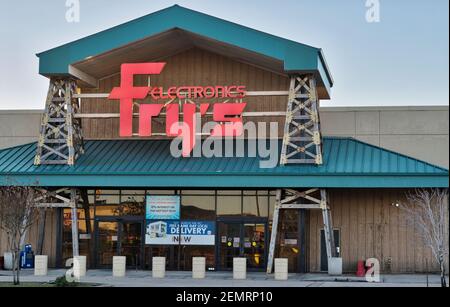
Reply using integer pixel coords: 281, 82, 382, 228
0, 0, 448, 109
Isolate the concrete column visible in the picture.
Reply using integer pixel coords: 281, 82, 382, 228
329, 257, 343, 276
152, 257, 166, 278
233, 258, 247, 280
274, 258, 288, 280
73, 255, 87, 278
113, 256, 126, 277
192, 257, 206, 279
34, 255, 48, 276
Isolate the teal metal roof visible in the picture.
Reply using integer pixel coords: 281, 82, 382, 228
0, 138, 447, 188
37, 5, 333, 93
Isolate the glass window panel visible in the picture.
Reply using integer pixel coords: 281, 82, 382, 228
121, 190, 145, 195
217, 190, 242, 196
177, 246, 215, 271
116, 196, 145, 216
269, 196, 276, 221
181, 190, 215, 195
217, 196, 241, 216
63, 208, 94, 222
95, 195, 120, 205
95, 205, 121, 217
243, 196, 268, 217
147, 190, 176, 195
181, 195, 215, 220
95, 189, 120, 195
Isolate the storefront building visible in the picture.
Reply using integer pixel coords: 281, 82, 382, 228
0, 5, 448, 274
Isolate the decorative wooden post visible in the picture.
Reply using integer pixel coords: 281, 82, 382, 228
266, 188, 337, 274
70, 189, 80, 257
34, 79, 84, 166
34, 188, 81, 258
321, 189, 336, 267
280, 75, 323, 165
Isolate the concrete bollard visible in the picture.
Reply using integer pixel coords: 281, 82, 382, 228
192, 257, 206, 279
73, 255, 87, 278
3, 252, 13, 270
34, 255, 48, 276
233, 258, 247, 280
274, 258, 288, 280
152, 257, 166, 278
113, 256, 126, 277
328, 257, 343, 276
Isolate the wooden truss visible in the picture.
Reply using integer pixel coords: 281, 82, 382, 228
280, 75, 323, 165
34, 79, 84, 166
266, 188, 336, 274
34, 188, 81, 256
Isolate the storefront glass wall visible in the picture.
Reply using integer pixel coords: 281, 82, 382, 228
62, 189, 276, 271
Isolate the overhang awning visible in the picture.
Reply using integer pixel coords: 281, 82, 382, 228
36, 5, 333, 98
0, 137, 447, 188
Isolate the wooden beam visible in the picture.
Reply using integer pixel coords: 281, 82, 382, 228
68, 65, 99, 88
74, 111, 287, 119
266, 189, 282, 274
279, 204, 323, 210
70, 189, 80, 257
36, 209, 47, 255
73, 91, 289, 99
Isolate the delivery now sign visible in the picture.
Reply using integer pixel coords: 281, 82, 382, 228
145, 220, 215, 245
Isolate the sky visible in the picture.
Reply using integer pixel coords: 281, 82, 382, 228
0, 0, 448, 109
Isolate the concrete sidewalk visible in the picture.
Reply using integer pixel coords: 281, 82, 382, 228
0, 270, 448, 287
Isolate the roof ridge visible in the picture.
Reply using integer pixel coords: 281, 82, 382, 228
37, 4, 319, 57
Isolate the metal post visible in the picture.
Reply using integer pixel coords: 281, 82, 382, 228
266, 189, 282, 274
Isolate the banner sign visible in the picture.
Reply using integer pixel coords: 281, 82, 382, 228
145, 220, 215, 245
146, 195, 180, 220
108, 62, 247, 156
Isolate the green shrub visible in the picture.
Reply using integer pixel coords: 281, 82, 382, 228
54, 275, 78, 287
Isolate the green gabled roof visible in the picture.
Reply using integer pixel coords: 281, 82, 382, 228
0, 138, 447, 188
37, 5, 333, 92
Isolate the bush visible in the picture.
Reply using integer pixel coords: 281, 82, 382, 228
54, 275, 78, 287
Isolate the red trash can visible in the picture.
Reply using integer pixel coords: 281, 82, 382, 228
356, 260, 366, 277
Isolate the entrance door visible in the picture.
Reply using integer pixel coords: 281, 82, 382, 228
95, 218, 144, 268
217, 220, 267, 271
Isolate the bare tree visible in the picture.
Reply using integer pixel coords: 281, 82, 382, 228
400, 189, 449, 287
0, 186, 40, 285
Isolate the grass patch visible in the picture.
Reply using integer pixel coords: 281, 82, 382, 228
0, 281, 100, 287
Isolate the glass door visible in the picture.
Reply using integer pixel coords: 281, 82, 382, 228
217, 221, 267, 271
95, 218, 144, 268
96, 221, 119, 267
218, 222, 241, 270
243, 223, 266, 269
121, 221, 143, 268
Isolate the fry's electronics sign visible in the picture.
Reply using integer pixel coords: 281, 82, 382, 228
108, 63, 247, 156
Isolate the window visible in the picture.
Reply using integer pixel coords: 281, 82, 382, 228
217, 195, 242, 216
181, 195, 215, 220
243, 194, 268, 217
